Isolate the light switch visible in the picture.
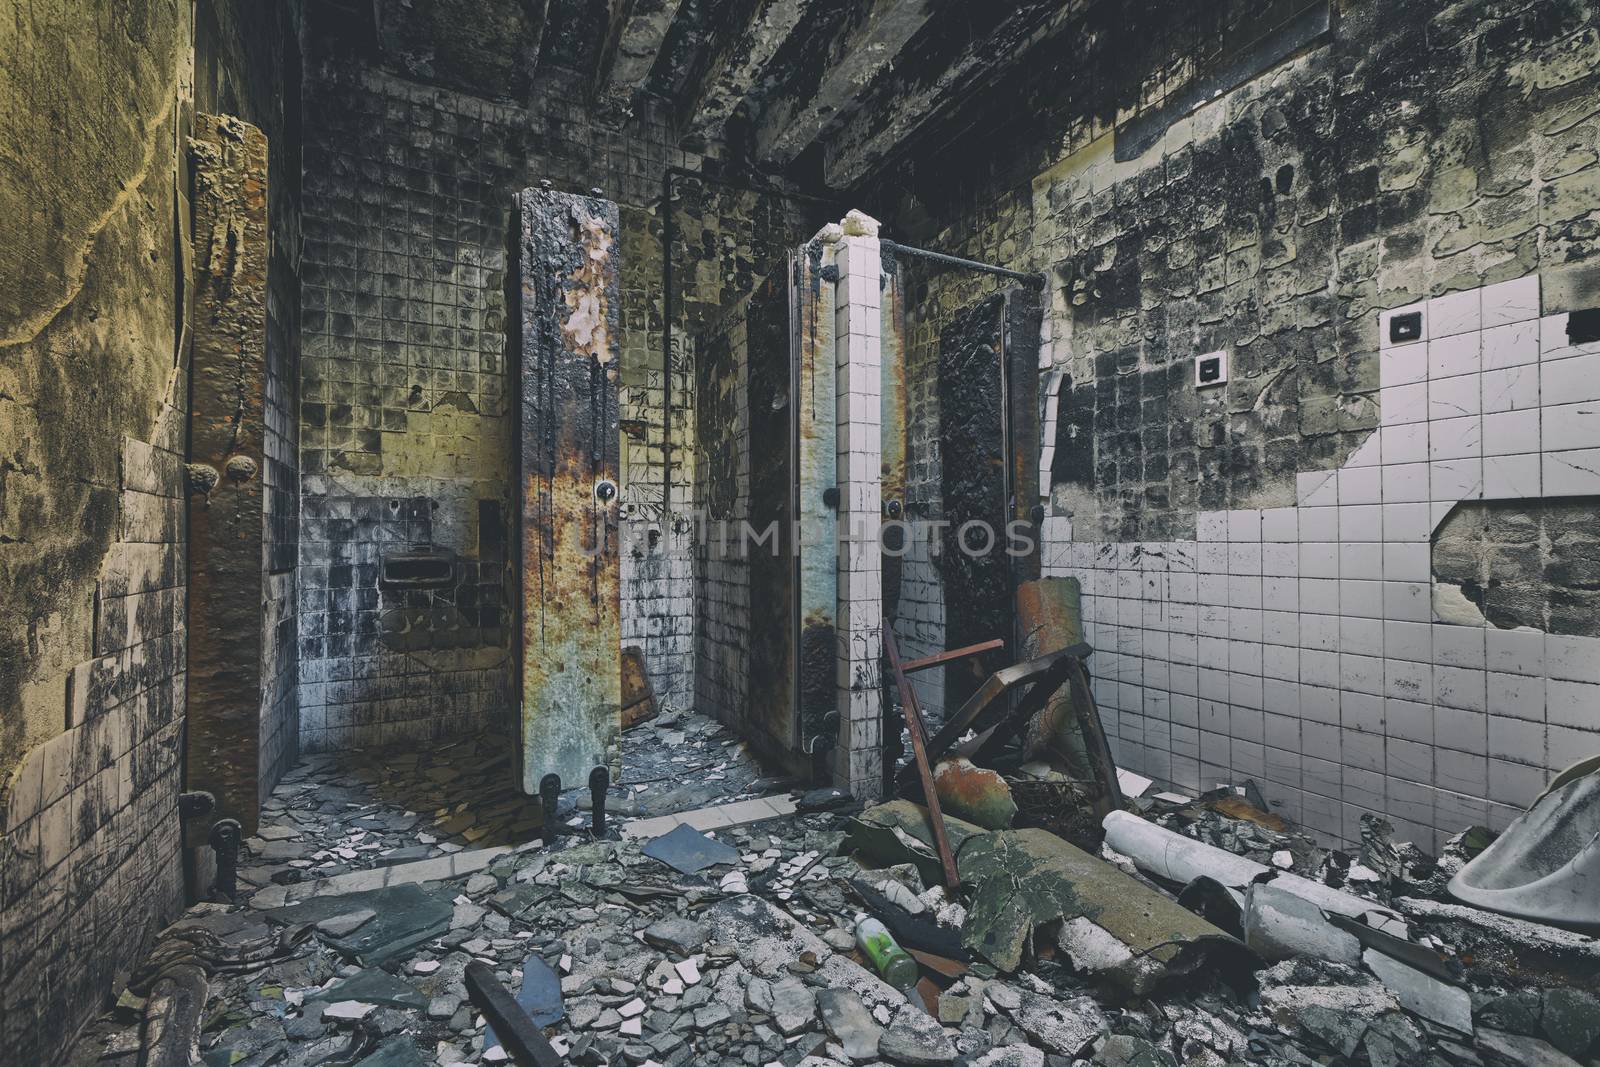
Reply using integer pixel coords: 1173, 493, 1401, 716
1195, 350, 1228, 388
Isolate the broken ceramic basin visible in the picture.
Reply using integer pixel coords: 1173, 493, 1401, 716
1448, 757, 1600, 931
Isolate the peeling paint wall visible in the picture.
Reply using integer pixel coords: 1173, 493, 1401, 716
862, 0, 1600, 847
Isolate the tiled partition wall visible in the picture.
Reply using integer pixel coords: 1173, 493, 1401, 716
1043, 274, 1600, 850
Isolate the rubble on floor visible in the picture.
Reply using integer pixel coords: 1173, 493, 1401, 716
70, 761, 1600, 1067
241, 711, 782, 892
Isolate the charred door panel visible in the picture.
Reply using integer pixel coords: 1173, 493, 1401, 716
936, 294, 1012, 714
746, 274, 796, 747
516, 189, 622, 795
186, 114, 271, 833
793, 244, 838, 754
1005, 287, 1044, 584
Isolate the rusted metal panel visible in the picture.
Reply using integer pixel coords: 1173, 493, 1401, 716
516, 188, 622, 795
620, 645, 657, 730
186, 113, 270, 834
792, 242, 838, 753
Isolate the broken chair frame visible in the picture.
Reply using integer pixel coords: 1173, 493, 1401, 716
882, 632, 1125, 886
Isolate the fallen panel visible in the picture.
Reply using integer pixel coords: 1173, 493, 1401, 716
640, 822, 740, 875
516, 187, 623, 795
1362, 948, 1473, 1034
844, 799, 988, 890
263, 885, 454, 966
1447, 759, 1600, 931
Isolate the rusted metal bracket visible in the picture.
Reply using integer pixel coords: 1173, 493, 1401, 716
589, 766, 610, 836
464, 961, 564, 1067
883, 630, 961, 889
899, 638, 1005, 675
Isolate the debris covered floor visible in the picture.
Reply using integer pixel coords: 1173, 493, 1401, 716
68, 766, 1600, 1067
242, 710, 782, 887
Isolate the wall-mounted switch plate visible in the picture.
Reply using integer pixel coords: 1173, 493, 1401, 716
1389, 310, 1423, 344
1195, 350, 1228, 388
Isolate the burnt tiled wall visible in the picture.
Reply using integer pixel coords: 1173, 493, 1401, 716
864, 0, 1600, 845
299, 49, 819, 745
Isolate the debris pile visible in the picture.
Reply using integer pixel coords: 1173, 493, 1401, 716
69, 755, 1600, 1067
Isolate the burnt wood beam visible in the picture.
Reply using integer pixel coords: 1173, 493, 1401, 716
822, 0, 1070, 189
675, 0, 813, 143
753, 0, 940, 169
592, 0, 685, 119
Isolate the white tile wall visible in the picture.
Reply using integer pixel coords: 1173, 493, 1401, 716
1045, 274, 1600, 848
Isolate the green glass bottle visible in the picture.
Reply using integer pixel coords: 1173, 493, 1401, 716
854, 915, 919, 989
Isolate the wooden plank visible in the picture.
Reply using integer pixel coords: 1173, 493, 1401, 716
900, 639, 1006, 676
516, 188, 623, 795
884, 630, 961, 889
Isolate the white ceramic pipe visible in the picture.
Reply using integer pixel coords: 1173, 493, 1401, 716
1102, 810, 1406, 929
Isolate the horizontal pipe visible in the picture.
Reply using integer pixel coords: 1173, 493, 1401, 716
881, 239, 1044, 288
1102, 809, 1407, 929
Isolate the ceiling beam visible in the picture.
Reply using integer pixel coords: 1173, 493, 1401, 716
675, 0, 813, 144
821, 0, 1068, 189
753, 0, 939, 168
592, 0, 685, 117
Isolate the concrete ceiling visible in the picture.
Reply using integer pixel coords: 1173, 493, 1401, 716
314, 0, 1084, 190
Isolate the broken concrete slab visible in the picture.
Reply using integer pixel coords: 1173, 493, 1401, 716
845, 799, 988, 889
816, 988, 883, 1060
308, 968, 428, 1011
959, 827, 1250, 984
642, 915, 709, 955
877, 1000, 955, 1065
1010, 990, 1108, 1059
1478, 1026, 1585, 1066
1361, 948, 1473, 1034
314, 908, 377, 938
265, 885, 454, 966
1244, 882, 1362, 965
